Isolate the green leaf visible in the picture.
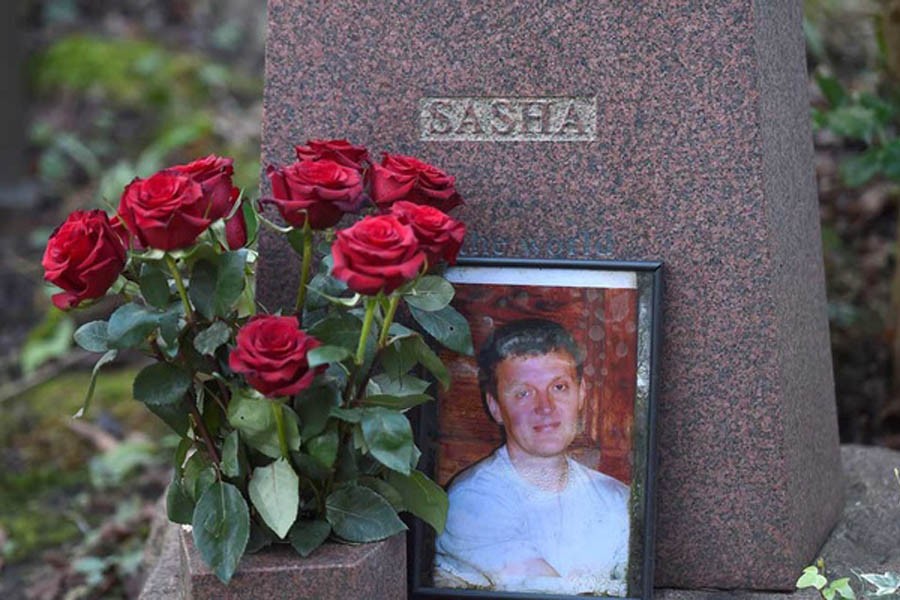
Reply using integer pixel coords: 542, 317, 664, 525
107, 302, 163, 349
227, 392, 301, 459
361, 394, 432, 410
21, 310, 75, 374
387, 470, 449, 533
288, 520, 331, 557
193, 321, 231, 355
306, 427, 339, 469
74, 349, 118, 418
828, 578, 855, 600
840, 149, 883, 188
241, 198, 259, 245
287, 227, 309, 255
329, 406, 362, 423
192, 482, 250, 583
360, 407, 414, 475
815, 72, 846, 108
370, 373, 431, 397
133, 362, 192, 406
140, 262, 171, 308
221, 431, 241, 478
857, 571, 900, 594
249, 458, 299, 539
295, 381, 340, 438
307, 345, 351, 368
404, 275, 454, 311
413, 336, 450, 390
325, 485, 407, 543
214, 250, 248, 316
796, 566, 827, 590
380, 337, 419, 378
826, 105, 878, 141
73, 320, 109, 353
145, 401, 190, 436
189, 259, 216, 320
290, 451, 331, 481
408, 304, 473, 355
184, 452, 216, 502
166, 476, 194, 524
309, 312, 363, 349
359, 476, 405, 511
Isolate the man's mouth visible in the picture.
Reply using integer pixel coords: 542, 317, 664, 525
532, 422, 561, 433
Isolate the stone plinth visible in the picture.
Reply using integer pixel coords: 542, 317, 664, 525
179, 530, 405, 600
259, 0, 842, 590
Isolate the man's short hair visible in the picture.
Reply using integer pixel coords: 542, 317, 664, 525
477, 318, 584, 399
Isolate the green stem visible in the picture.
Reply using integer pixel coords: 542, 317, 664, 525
294, 221, 314, 316
355, 298, 377, 366
377, 294, 401, 347
165, 255, 193, 323
272, 400, 289, 459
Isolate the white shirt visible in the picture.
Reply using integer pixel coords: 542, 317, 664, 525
434, 445, 630, 596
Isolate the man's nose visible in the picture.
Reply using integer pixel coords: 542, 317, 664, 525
534, 391, 555, 414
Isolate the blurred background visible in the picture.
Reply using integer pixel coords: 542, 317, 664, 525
1, 0, 899, 598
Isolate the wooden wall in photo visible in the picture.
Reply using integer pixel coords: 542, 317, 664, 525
435, 283, 638, 487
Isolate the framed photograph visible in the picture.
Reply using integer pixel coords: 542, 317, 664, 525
408, 258, 661, 600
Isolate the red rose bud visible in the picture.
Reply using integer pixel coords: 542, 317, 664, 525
390, 201, 465, 265
266, 159, 365, 230
228, 315, 325, 398
331, 214, 426, 296
42, 210, 126, 310
116, 171, 212, 251
370, 153, 463, 211
294, 139, 370, 171
224, 189, 247, 250
169, 154, 237, 221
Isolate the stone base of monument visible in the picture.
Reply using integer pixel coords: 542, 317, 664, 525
139, 522, 405, 600
140, 445, 900, 599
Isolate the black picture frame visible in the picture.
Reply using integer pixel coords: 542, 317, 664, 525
407, 257, 662, 600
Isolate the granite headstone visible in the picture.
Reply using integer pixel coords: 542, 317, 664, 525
259, 1, 842, 590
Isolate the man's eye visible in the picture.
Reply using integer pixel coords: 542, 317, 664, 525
514, 389, 531, 399
553, 383, 569, 392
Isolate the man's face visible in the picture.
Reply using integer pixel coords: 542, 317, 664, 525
486, 350, 585, 461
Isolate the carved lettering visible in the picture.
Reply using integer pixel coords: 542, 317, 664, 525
428, 101, 454, 135
490, 101, 517, 135
556, 101, 587, 135
521, 102, 551, 134
420, 97, 597, 141
456, 103, 484, 135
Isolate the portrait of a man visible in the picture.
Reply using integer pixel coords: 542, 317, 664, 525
433, 318, 631, 596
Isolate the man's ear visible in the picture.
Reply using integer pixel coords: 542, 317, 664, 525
577, 378, 586, 412
486, 393, 503, 425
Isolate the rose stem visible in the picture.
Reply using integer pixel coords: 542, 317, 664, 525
293, 220, 314, 317
377, 294, 401, 348
188, 398, 220, 466
355, 297, 378, 366
272, 400, 289, 459
165, 255, 193, 324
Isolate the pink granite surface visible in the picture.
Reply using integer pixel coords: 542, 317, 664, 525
181, 529, 405, 600
258, 0, 843, 590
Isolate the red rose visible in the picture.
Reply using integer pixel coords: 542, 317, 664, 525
331, 215, 426, 296
224, 190, 248, 250
228, 315, 325, 398
170, 155, 237, 221
117, 171, 212, 251
390, 201, 465, 266
294, 139, 370, 171
370, 153, 463, 211
42, 210, 126, 310
266, 159, 364, 229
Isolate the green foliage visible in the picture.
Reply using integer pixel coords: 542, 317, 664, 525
797, 563, 856, 600
19, 308, 75, 375
248, 458, 299, 539
192, 482, 250, 583
325, 485, 407, 543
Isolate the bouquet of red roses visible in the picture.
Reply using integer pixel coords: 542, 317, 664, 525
42, 140, 470, 583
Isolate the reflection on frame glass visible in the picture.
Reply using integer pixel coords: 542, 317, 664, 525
408, 258, 661, 600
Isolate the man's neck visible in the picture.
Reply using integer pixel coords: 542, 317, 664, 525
505, 447, 569, 492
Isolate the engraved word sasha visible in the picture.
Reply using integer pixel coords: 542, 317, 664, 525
419, 97, 597, 142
